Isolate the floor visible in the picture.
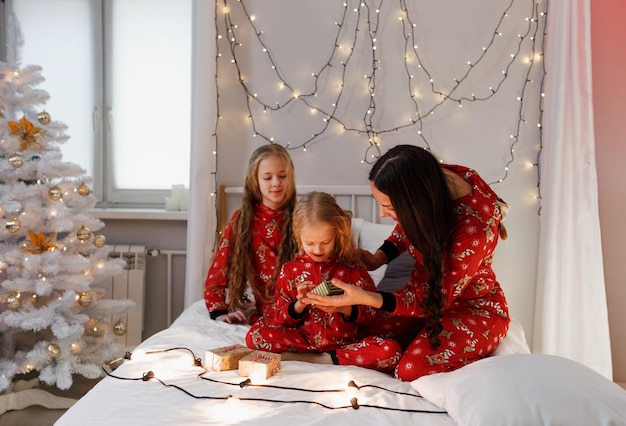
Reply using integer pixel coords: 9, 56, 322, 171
0, 376, 101, 426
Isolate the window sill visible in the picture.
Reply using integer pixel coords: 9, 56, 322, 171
90, 208, 188, 221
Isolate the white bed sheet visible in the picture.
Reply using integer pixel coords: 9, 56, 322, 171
56, 300, 456, 426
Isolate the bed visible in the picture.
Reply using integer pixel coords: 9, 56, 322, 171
56, 186, 626, 426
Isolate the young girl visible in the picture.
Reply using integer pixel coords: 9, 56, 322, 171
204, 144, 298, 324
246, 192, 401, 373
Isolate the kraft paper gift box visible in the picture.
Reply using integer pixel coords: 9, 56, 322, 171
238, 351, 281, 379
206, 344, 254, 371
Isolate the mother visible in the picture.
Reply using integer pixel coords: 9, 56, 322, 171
305, 144, 510, 381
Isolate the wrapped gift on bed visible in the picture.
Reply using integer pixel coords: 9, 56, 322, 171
206, 344, 254, 371
238, 350, 281, 379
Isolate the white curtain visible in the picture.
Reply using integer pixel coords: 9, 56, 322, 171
184, 0, 217, 308
534, 0, 612, 379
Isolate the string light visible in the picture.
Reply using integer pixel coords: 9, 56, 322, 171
215, 0, 547, 183
102, 346, 446, 415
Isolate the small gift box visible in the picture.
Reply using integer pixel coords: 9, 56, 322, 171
238, 351, 281, 379
206, 344, 254, 371
310, 280, 344, 296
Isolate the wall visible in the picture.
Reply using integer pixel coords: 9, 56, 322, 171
591, 0, 626, 384
215, 0, 544, 349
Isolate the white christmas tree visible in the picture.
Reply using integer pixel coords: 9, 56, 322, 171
0, 15, 134, 393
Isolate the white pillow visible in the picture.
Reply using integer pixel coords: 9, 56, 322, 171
490, 318, 530, 356
350, 217, 364, 247
357, 220, 395, 285
412, 354, 626, 426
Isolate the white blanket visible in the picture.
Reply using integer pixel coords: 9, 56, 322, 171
58, 301, 626, 426
57, 301, 455, 426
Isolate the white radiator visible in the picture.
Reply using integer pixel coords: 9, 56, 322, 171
108, 245, 146, 348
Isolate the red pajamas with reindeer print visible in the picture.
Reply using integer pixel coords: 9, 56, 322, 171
204, 204, 286, 322
246, 253, 402, 373
368, 164, 510, 381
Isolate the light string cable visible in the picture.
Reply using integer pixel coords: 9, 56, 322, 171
212, 0, 222, 250
487, 0, 546, 185
153, 347, 426, 398
219, 0, 544, 172
102, 346, 447, 414
535, 0, 548, 212
402, 0, 546, 187
371, 0, 541, 170
224, 0, 383, 157
399, 0, 546, 186
221, 0, 358, 152
396, 0, 519, 151
346, 379, 419, 397
360, 0, 384, 161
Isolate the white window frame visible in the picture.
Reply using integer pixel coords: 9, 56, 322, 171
1, 0, 192, 209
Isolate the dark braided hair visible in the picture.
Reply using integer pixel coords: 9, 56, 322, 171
369, 145, 454, 349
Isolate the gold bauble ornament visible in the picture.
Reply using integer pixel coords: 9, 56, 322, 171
7, 293, 21, 310
47, 343, 61, 359
8, 153, 23, 168
37, 111, 51, 125
48, 186, 63, 201
76, 226, 91, 242
77, 292, 93, 307
5, 217, 21, 233
84, 319, 103, 337
77, 182, 90, 196
93, 234, 107, 248
113, 321, 128, 336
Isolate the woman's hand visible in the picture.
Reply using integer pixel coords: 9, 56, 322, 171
215, 310, 247, 324
302, 278, 383, 309
358, 248, 388, 271
313, 304, 352, 316
293, 281, 350, 315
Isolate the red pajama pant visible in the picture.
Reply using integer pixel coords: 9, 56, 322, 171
246, 319, 402, 373
365, 306, 509, 381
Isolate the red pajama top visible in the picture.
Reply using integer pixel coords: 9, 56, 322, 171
273, 253, 377, 348
385, 164, 509, 320
204, 204, 286, 317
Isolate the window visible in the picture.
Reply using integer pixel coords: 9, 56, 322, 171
4, 0, 192, 207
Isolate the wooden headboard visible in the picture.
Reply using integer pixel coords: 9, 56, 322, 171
219, 184, 386, 231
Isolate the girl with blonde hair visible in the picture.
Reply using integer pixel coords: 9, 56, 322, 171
246, 191, 401, 373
